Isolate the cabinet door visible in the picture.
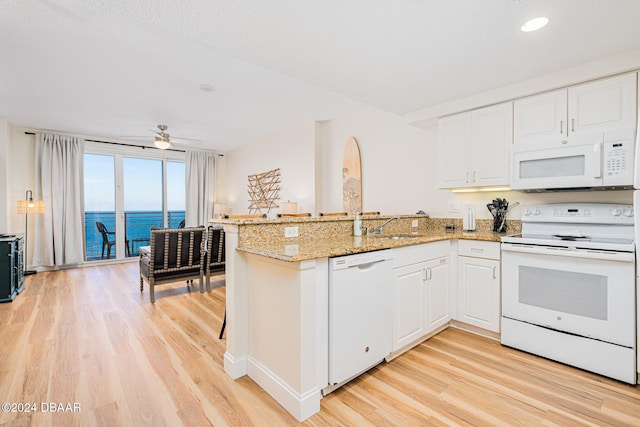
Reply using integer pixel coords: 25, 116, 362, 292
424, 256, 450, 333
514, 89, 567, 145
392, 262, 426, 351
471, 102, 513, 186
438, 112, 471, 188
568, 73, 637, 138
457, 256, 500, 332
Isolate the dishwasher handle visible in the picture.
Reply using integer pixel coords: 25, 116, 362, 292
351, 259, 387, 271
331, 249, 393, 270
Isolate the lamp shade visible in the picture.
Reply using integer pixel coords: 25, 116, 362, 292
214, 203, 229, 218
17, 199, 45, 214
279, 201, 298, 215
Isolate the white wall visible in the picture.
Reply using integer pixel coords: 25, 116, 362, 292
223, 53, 637, 223
5, 128, 37, 265
317, 106, 435, 215
0, 117, 9, 232
225, 102, 634, 222
223, 122, 316, 215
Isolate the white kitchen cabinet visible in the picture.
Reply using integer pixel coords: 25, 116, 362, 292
513, 89, 567, 146
424, 256, 450, 333
392, 261, 427, 350
514, 73, 637, 146
438, 102, 512, 189
437, 112, 471, 188
392, 241, 450, 352
457, 240, 501, 333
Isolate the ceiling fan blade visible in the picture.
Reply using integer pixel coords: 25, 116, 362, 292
170, 137, 202, 144
119, 135, 154, 141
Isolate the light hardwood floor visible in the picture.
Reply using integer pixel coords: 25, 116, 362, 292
1, 262, 639, 426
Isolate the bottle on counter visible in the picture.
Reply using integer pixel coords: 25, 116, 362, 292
353, 213, 362, 236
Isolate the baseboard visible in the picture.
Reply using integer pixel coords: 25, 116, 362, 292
449, 320, 500, 341
385, 324, 449, 362
246, 356, 321, 422
223, 351, 247, 379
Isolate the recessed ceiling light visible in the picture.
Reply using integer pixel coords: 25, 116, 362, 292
521, 17, 549, 32
198, 83, 215, 92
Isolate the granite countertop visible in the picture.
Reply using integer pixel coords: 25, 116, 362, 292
236, 229, 506, 262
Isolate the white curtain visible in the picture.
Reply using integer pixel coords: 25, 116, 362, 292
185, 151, 217, 227
33, 133, 85, 267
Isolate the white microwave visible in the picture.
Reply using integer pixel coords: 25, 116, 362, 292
511, 131, 635, 192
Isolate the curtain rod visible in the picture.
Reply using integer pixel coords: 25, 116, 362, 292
23, 132, 223, 156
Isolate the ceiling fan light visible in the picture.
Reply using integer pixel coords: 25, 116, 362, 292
154, 136, 171, 149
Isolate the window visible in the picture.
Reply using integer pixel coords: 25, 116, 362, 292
83, 145, 185, 261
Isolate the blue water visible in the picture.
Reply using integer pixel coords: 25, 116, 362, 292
85, 210, 185, 259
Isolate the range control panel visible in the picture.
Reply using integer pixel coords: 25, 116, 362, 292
522, 203, 634, 224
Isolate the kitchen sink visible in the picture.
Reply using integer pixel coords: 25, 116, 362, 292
371, 235, 418, 240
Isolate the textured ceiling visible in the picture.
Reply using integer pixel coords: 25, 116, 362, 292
1, 0, 640, 151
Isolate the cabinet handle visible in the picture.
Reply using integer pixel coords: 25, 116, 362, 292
422, 268, 428, 281
472, 171, 476, 182
427, 267, 432, 281
470, 247, 484, 252
571, 118, 575, 133
560, 120, 563, 134
493, 266, 497, 279
465, 172, 470, 183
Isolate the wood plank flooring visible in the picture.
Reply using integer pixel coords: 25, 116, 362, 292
1, 262, 639, 426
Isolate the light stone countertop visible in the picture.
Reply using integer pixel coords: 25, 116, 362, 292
236, 229, 506, 262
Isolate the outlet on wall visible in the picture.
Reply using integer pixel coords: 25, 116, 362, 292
411, 219, 418, 228
448, 201, 460, 213
285, 226, 299, 238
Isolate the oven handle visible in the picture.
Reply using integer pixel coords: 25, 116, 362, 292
501, 243, 635, 262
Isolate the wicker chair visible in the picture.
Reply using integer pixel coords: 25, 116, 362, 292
139, 226, 206, 303
204, 225, 226, 291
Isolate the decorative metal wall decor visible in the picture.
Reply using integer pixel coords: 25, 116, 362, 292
248, 168, 281, 214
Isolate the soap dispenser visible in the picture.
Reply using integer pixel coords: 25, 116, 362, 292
353, 213, 362, 236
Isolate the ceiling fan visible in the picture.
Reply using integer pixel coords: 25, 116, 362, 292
121, 124, 202, 149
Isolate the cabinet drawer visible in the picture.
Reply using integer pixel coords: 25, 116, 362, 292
458, 240, 500, 260
392, 240, 450, 268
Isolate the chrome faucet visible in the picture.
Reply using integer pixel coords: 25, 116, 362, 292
365, 216, 401, 235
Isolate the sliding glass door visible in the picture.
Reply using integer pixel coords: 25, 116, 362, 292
123, 158, 163, 257
83, 146, 185, 261
84, 154, 117, 260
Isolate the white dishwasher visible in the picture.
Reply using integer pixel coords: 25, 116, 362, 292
327, 249, 393, 390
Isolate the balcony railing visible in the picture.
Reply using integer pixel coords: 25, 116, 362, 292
85, 210, 185, 261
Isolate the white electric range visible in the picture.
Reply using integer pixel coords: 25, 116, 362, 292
501, 203, 636, 384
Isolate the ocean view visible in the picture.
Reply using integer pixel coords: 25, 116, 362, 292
85, 210, 185, 260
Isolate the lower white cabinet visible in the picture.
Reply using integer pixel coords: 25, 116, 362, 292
457, 240, 501, 333
392, 241, 450, 352
424, 256, 450, 332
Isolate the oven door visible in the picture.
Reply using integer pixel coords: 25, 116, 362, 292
501, 243, 635, 348
511, 142, 602, 190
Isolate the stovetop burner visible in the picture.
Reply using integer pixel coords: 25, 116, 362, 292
551, 234, 591, 241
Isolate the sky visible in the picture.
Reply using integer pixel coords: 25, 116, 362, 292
84, 154, 185, 212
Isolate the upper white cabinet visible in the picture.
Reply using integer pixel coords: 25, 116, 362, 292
514, 73, 637, 145
513, 90, 566, 145
438, 102, 513, 189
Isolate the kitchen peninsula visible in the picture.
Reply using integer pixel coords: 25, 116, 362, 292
212, 214, 517, 421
